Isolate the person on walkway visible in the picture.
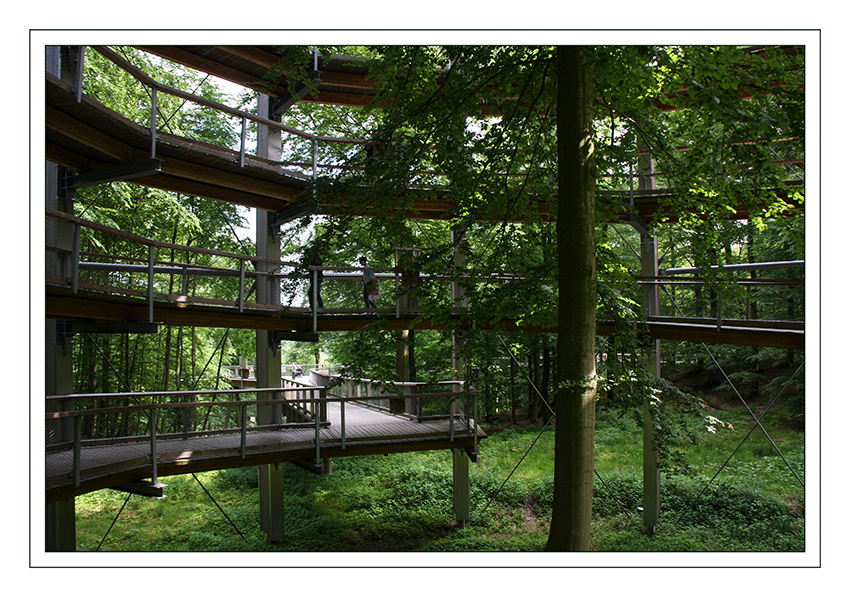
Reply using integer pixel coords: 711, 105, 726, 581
360, 256, 378, 309
307, 259, 324, 312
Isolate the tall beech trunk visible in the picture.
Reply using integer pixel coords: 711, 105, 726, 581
546, 46, 597, 552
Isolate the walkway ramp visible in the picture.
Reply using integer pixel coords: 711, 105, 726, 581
46, 387, 482, 503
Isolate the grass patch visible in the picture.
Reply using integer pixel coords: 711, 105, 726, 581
74, 401, 804, 552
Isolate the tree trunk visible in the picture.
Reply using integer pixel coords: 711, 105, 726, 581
546, 46, 597, 552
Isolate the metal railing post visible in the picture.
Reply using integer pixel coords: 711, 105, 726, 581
311, 139, 318, 182
149, 408, 158, 483
149, 86, 158, 159
340, 394, 346, 449
147, 245, 155, 322
71, 223, 81, 293
473, 392, 479, 454
238, 260, 246, 313
717, 291, 723, 330
240, 404, 247, 458
312, 268, 318, 333
314, 394, 322, 465
239, 115, 247, 167
72, 415, 82, 487
449, 399, 455, 442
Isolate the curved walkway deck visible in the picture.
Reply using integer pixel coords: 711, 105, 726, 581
46, 395, 480, 504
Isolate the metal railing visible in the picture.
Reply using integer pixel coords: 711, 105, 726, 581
88, 45, 366, 180
46, 379, 479, 490
46, 386, 326, 487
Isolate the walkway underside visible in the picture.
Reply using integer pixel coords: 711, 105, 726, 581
46, 285, 804, 350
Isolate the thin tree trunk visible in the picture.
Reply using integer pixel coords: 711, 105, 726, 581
546, 46, 597, 552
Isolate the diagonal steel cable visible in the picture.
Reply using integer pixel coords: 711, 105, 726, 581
85, 333, 133, 393
476, 334, 637, 523
96, 492, 132, 551
674, 359, 805, 524
659, 283, 805, 487
191, 472, 248, 544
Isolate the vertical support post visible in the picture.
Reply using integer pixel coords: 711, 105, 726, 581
637, 149, 661, 536
452, 448, 470, 528
45, 499, 76, 552
74, 46, 85, 103
255, 93, 286, 543
395, 271, 400, 318
46, 49, 77, 552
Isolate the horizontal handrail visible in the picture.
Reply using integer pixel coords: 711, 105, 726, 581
92, 45, 367, 146
46, 386, 297, 403
45, 390, 471, 417
45, 377, 480, 492
47, 209, 296, 269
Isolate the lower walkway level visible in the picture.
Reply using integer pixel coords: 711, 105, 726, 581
45, 387, 481, 504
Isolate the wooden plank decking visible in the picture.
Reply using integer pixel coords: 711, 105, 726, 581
45, 400, 481, 503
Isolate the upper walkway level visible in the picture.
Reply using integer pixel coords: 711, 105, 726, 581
45, 46, 804, 226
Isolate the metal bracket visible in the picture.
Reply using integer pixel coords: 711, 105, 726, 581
271, 70, 323, 116
111, 480, 166, 499
57, 321, 160, 337
627, 212, 651, 237
267, 200, 317, 236
65, 159, 162, 190
269, 330, 320, 347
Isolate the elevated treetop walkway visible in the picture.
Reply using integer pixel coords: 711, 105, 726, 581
46, 376, 481, 503
45, 206, 804, 349
43, 44, 806, 547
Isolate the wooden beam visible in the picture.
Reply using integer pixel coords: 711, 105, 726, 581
153, 153, 304, 202
135, 46, 289, 97
46, 105, 136, 162
46, 288, 803, 349
215, 45, 282, 69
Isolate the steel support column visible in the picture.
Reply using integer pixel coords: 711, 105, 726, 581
450, 228, 471, 527
640, 231, 662, 535
45, 47, 78, 551
452, 448, 470, 528
636, 151, 661, 535
255, 94, 286, 543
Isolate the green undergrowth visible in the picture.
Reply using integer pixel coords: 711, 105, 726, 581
74, 402, 805, 552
